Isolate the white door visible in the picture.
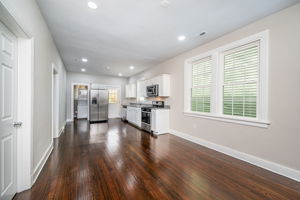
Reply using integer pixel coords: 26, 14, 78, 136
0, 22, 17, 200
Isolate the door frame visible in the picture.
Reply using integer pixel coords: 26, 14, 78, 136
107, 85, 122, 118
52, 64, 59, 138
70, 82, 90, 121
0, 3, 34, 192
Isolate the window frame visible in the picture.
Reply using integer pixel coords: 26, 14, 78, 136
221, 41, 260, 120
184, 31, 269, 128
108, 88, 118, 104
190, 55, 213, 113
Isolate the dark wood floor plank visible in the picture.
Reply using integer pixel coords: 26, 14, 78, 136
14, 119, 300, 200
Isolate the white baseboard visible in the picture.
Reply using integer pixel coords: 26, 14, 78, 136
31, 142, 53, 186
169, 129, 300, 182
57, 123, 66, 138
108, 115, 121, 119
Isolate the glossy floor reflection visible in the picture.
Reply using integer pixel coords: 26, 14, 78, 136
15, 119, 300, 200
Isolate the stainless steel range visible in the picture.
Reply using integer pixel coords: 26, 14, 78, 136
141, 101, 164, 132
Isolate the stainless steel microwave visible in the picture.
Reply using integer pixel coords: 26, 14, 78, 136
146, 85, 159, 97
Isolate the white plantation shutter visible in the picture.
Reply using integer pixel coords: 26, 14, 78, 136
223, 42, 259, 118
191, 56, 212, 113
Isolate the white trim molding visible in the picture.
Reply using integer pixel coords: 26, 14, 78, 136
31, 142, 53, 186
108, 114, 121, 119
170, 129, 300, 182
71, 82, 90, 121
16, 38, 34, 192
183, 111, 270, 128
57, 123, 66, 138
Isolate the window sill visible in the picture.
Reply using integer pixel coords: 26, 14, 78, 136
183, 111, 270, 128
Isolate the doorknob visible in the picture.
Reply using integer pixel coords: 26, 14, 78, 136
13, 122, 23, 128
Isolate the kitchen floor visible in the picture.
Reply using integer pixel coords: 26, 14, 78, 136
14, 119, 300, 200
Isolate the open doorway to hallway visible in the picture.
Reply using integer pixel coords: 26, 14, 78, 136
73, 85, 89, 121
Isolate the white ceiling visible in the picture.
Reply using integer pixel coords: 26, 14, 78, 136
36, 0, 299, 77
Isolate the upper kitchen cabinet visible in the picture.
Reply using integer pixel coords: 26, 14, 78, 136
156, 74, 170, 97
135, 74, 170, 98
138, 80, 147, 97
125, 83, 136, 98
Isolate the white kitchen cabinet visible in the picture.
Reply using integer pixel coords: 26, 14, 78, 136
150, 76, 159, 86
151, 109, 170, 135
135, 108, 141, 127
156, 74, 170, 97
125, 84, 136, 98
126, 106, 141, 127
138, 80, 147, 97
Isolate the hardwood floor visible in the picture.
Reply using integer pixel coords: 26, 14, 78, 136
14, 119, 300, 200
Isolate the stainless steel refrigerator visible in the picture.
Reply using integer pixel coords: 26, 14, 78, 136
89, 89, 109, 122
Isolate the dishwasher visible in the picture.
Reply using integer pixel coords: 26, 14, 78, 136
121, 105, 127, 121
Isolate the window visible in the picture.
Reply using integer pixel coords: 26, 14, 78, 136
223, 42, 259, 118
108, 89, 118, 103
184, 31, 269, 127
191, 56, 212, 113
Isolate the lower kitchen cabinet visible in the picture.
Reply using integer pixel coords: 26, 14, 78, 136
126, 106, 141, 127
151, 109, 170, 135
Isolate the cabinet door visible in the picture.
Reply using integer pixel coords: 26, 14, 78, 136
159, 74, 170, 97
128, 107, 134, 123
151, 110, 156, 132
151, 76, 160, 86
140, 81, 146, 97
125, 85, 130, 98
127, 108, 131, 122
145, 79, 151, 87
134, 109, 138, 125
136, 108, 141, 127
125, 84, 137, 98
126, 108, 130, 120
127, 107, 136, 124
131, 84, 136, 98
129, 109, 132, 122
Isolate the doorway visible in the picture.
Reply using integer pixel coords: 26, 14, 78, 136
73, 84, 89, 121
108, 86, 122, 118
52, 65, 59, 138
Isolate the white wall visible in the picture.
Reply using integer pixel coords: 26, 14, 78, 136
66, 72, 127, 120
129, 4, 300, 173
1, 0, 67, 171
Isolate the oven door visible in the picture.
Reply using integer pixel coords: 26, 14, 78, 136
142, 111, 151, 124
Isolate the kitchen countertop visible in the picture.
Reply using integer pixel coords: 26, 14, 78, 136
123, 103, 170, 110
151, 106, 170, 110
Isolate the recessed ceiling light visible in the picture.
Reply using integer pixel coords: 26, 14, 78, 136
118, 73, 123, 77
129, 66, 135, 70
161, 0, 170, 8
81, 68, 86, 72
81, 58, 88, 62
88, 1, 98, 9
178, 35, 186, 41
106, 66, 110, 70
